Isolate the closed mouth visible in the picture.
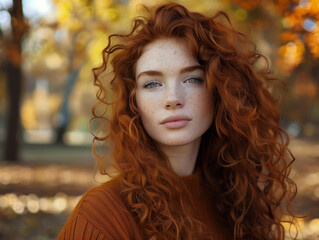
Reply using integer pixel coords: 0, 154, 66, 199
160, 115, 191, 125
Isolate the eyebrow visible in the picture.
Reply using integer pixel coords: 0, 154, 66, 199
136, 65, 204, 80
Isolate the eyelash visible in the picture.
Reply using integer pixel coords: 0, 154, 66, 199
142, 77, 204, 89
184, 77, 204, 84
143, 81, 162, 89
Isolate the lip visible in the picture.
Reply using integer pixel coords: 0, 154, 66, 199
160, 115, 191, 129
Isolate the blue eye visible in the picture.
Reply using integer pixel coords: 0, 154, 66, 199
184, 77, 204, 84
143, 81, 162, 88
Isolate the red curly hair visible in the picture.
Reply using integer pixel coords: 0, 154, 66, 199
91, 3, 297, 239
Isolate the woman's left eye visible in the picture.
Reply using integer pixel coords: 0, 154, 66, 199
184, 77, 204, 84
143, 81, 162, 88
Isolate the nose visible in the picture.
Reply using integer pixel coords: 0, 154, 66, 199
165, 83, 184, 110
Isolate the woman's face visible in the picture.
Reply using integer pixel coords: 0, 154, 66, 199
135, 38, 214, 148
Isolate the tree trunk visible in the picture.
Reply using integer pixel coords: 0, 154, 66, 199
4, 60, 22, 161
3, 0, 26, 161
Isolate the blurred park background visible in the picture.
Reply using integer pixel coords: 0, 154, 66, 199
0, 0, 318, 239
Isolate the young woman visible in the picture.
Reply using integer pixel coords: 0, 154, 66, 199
59, 3, 297, 240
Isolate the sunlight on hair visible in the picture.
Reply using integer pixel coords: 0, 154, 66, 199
282, 215, 303, 239
282, 215, 319, 239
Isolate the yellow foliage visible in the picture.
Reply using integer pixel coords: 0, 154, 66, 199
48, 94, 63, 116
305, 30, 319, 57
21, 98, 38, 130
281, 0, 319, 63
93, 0, 113, 9
230, 0, 262, 10
21, 92, 63, 130
56, 0, 72, 23
87, 32, 110, 67
280, 31, 298, 42
54, 0, 91, 30
278, 39, 305, 72
94, 0, 116, 21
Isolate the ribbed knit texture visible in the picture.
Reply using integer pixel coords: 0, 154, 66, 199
58, 171, 229, 240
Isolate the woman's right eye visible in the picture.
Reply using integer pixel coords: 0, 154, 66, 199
143, 81, 162, 89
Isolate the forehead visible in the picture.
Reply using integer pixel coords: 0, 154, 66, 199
135, 38, 198, 76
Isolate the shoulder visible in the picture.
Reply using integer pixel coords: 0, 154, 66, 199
76, 178, 131, 226
58, 178, 141, 240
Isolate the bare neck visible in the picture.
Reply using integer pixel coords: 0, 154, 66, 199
157, 138, 201, 176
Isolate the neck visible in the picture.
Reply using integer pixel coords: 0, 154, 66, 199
157, 138, 201, 176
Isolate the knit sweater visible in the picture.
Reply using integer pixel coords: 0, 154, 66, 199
58, 171, 229, 240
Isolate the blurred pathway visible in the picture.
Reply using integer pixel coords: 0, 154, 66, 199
0, 143, 108, 240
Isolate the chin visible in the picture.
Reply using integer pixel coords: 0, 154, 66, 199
157, 136, 201, 147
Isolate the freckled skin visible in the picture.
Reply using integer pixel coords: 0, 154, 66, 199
135, 38, 214, 149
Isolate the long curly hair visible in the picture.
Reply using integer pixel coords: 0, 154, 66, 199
91, 2, 297, 239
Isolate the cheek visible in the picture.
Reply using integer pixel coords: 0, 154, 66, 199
136, 94, 157, 124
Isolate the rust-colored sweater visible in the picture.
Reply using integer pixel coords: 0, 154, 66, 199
58, 171, 229, 240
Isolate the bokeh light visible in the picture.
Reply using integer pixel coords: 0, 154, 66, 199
0, 192, 81, 214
